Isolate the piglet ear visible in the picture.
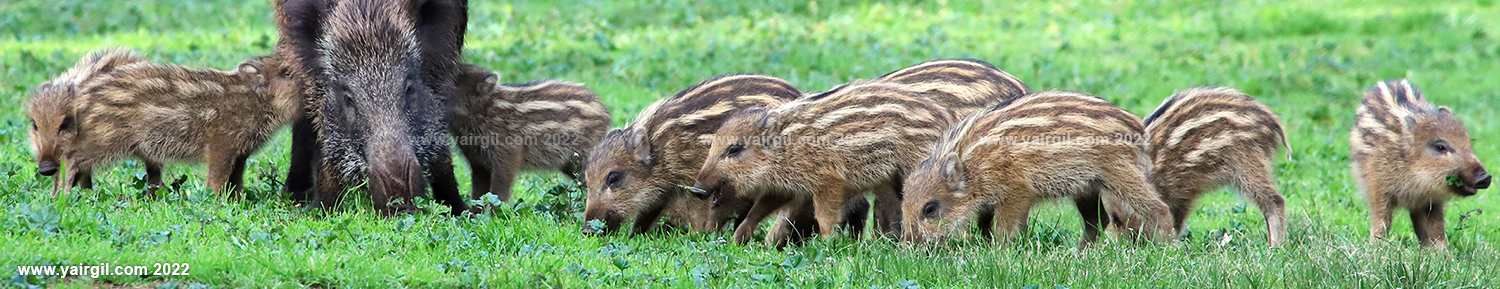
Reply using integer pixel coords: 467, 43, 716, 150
237, 59, 264, 75
941, 152, 965, 192
480, 72, 500, 94
754, 110, 779, 131
627, 127, 652, 166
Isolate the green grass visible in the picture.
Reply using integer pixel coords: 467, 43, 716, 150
4, 0, 1500, 287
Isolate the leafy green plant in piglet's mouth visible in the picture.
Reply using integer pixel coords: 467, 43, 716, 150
1446, 175, 1464, 187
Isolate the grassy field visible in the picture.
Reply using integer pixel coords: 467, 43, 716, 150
3, 0, 1500, 287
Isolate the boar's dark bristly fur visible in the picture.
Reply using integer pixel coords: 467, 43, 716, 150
285, 0, 470, 215
272, 0, 330, 200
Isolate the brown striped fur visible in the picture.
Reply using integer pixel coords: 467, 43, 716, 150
693, 80, 958, 245
740, 59, 1031, 243
902, 91, 1173, 245
843, 59, 1031, 238
63, 57, 295, 198
583, 74, 802, 236
26, 48, 147, 192
1144, 87, 1290, 246
451, 64, 611, 202
257, 54, 304, 118
874, 59, 1031, 118
1350, 79, 1489, 249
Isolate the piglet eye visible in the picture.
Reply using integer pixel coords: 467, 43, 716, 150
58, 116, 73, 131
724, 143, 746, 158
1432, 141, 1452, 154
605, 170, 625, 188
921, 200, 940, 219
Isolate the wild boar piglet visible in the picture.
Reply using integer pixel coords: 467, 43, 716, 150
583, 74, 802, 236
450, 64, 611, 202
1142, 87, 1291, 246
694, 80, 957, 244
66, 57, 297, 197
1350, 79, 1489, 250
902, 91, 1173, 246
26, 48, 146, 193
